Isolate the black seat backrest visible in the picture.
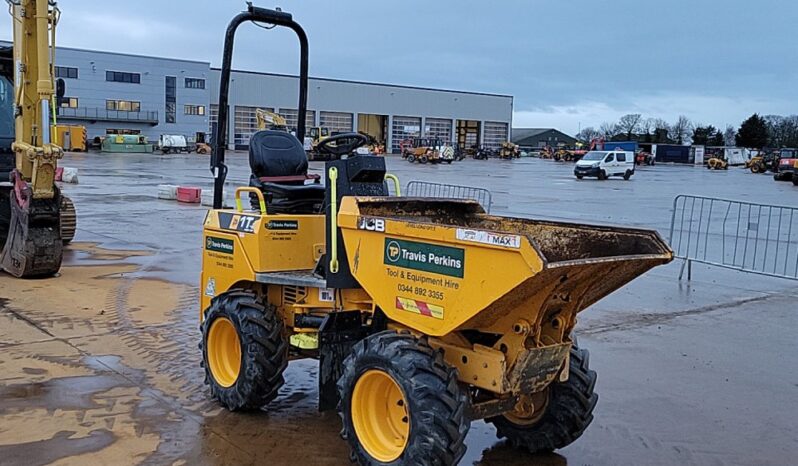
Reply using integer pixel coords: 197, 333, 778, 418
249, 130, 307, 179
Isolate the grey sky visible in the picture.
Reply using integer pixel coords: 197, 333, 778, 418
1, 0, 795, 134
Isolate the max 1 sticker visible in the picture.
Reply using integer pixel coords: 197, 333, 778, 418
384, 237, 464, 278
206, 236, 234, 254
396, 296, 444, 319
456, 228, 521, 249
218, 212, 259, 233
267, 220, 299, 230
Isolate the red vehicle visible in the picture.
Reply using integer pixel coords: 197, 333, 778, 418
774, 149, 797, 181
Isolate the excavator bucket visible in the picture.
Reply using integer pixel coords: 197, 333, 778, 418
0, 178, 63, 278
338, 197, 673, 337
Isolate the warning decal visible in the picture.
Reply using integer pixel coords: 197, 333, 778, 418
395, 296, 444, 320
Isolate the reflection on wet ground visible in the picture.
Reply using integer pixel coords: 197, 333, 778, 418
1, 152, 797, 465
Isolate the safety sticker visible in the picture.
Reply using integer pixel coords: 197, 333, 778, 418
395, 296, 444, 319
455, 228, 521, 249
319, 288, 335, 302
204, 277, 216, 297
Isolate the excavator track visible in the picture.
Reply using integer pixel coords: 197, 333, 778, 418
0, 178, 63, 278
60, 195, 76, 245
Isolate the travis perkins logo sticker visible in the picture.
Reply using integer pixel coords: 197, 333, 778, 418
206, 236, 234, 254
384, 237, 464, 278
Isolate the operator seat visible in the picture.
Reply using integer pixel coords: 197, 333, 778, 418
248, 130, 325, 214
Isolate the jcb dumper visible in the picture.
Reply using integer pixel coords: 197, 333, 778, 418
198, 5, 673, 465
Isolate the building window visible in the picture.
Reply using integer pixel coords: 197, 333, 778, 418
391, 116, 421, 152
319, 111, 353, 134
185, 77, 205, 89
106, 99, 141, 112
278, 108, 316, 134
60, 97, 78, 108
483, 121, 509, 149
55, 66, 78, 79
106, 70, 141, 84
165, 76, 176, 123
184, 105, 205, 116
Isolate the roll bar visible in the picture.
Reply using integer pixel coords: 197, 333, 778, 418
210, 4, 309, 209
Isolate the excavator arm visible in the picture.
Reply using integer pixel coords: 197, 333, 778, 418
0, 0, 66, 278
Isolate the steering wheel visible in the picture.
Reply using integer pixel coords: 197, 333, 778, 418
316, 132, 370, 158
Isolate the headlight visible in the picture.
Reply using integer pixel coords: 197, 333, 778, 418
592, 162, 600, 168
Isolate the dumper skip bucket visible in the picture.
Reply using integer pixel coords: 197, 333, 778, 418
337, 197, 673, 337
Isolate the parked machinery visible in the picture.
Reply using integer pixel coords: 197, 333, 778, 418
201, 7, 674, 465
774, 149, 797, 181
498, 141, 520, 159
635, 150, 655, 165
745, 152, 779, 173
256, 108, 289, 132
706, 154, 729, 170
401, 137, 454, 164
1, 0, 77, 278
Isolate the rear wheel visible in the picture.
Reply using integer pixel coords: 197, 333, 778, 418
338, 331, 469, 465
623, 170, 632, 180
488, 344, 597, 454
201, 290, 288, 410
793, 176, 798, 186
419, 155, 429, 164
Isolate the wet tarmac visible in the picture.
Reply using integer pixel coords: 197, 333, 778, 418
1, 152, 797, 465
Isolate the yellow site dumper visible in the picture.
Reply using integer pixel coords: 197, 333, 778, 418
198, 5, 674, 465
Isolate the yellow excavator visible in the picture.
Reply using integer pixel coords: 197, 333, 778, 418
0, 0, 75, 278
255, 108, 288, 132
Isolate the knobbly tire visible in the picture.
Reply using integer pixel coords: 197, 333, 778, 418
60, 196, 77, 245
200, 290, 288, 411
488, 344, 598, 454
337, 330, 470, 465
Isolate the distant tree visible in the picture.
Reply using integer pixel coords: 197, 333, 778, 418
669, 115, 693, 145
691, 124, 717, 146
575, 126, 601, 144
599, 121, 619, 139
708, 130, 725, 146
651, 119, 672, 143
763, 114, 798, 148
736, 113, 768, 148
616, 113, 643, 140
723, 125, 737, 146
639, 118, 655, 142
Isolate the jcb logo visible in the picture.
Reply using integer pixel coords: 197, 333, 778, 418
358, 217, 385, 232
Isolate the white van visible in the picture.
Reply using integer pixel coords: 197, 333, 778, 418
574, 150, 635, 180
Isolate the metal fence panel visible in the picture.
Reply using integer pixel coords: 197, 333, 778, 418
405, 181, 492, 213
669, 194, 798, 280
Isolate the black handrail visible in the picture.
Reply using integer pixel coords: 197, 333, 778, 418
211, 4, 309, 209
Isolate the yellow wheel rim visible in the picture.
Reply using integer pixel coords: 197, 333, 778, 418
351, 370, 410, 462
207, 317, 241, 388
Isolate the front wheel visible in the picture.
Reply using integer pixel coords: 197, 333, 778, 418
201, 290, 288, 411
598, 170, 607, 180
575, 174, 583, 180
419, 155, 429, 164
338, 331, 470, 465
488, 343, 597, 454
793, 176, 798, 186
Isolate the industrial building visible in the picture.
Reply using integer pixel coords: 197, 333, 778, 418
1, 41, 513, 152
511, 128, 577, 149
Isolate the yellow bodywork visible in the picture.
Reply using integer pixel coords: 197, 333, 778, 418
10, 0, 63, 199
201, 185, 672, 398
